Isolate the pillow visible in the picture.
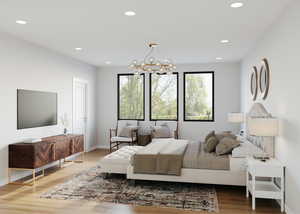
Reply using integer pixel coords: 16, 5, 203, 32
216, 137, 240, 156
215, 132, 237, 141
152, 124, 171, 138
118, 126, 136, 138
205, 131, 215, 143
204, 136, 219, 153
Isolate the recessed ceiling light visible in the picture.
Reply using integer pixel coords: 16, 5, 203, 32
220, 39, 230, 44
16, 20, 27, 25
75, 48, 83, 51
216, 57, 223, 60
230, 2, 244, 8
105, 61, 112, 65
124, 11, 136, 16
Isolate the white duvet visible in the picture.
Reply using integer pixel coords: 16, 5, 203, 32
232, 140, 264, 158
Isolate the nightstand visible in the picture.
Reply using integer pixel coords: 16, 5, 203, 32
246, 157, 285, 212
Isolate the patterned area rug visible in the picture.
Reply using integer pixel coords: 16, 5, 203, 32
41, 165, 219, 212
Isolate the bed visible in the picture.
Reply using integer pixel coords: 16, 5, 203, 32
127, 139, 247, 186
100, 103, 274, 187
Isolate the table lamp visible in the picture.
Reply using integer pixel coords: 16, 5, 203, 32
228, 113, 244, 136
248, 117, 279, 160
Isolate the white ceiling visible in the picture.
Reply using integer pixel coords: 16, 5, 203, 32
0, 0, 292, 66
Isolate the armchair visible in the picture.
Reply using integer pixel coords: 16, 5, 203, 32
109, 120, 138, 153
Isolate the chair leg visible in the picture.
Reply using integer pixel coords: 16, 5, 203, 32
110, 141, 112, 153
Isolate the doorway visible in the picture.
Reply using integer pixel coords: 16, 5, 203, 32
73, 78, 88, 152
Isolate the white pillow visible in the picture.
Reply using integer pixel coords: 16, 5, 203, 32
231, 140, 264, 158
152, 124, 171, 138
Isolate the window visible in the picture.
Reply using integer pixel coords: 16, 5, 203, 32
150, 73, 178, 121
184, 72, 214, 121
118, 74, 145, 120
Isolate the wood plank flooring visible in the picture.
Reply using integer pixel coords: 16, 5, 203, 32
0, 149, 284, 214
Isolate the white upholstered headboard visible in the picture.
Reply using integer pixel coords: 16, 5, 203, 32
246, 103, 275, 157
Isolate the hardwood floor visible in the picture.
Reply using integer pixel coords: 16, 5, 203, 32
0, 149, 284, 214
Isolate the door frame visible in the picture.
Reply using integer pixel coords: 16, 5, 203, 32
73, 77, 88, 152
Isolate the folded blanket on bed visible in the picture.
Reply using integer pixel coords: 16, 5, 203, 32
183, 141, 230, 170
132, 139, 188, 176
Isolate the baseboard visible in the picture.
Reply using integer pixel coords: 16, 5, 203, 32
97, 144, 110, 149
285, 205, 295, 214
86, 145, 99, 152
276, 199, 294, 214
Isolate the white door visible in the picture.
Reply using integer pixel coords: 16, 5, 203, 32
73, 78, 88, 151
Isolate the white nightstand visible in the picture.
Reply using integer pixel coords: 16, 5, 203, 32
246, 157, 285, 212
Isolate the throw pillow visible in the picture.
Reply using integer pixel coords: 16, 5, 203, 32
204, 136, 219, 153
152, 124, 171, 138
215, 131, 237, 141
216, 137, 240, 156
205, 131, 215, 143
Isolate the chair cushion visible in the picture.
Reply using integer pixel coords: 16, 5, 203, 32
111, 136, 136, 142
118, 126, 137, 138
117, 121, 138, 136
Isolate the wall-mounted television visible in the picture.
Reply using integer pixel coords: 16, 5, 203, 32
17, 89, 58, 129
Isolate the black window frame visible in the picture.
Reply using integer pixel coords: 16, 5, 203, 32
117, 73, 145, 121
149, 72, 179, 121
183, 71, 215, 122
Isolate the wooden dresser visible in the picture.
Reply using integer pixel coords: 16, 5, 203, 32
8, 134, 84, 186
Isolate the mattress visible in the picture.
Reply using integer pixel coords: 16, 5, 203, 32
183, 141, 230, 170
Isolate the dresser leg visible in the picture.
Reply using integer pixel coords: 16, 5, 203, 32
8, 168, 11, 184
32, 169, 36, 187
82, 152, 85, 162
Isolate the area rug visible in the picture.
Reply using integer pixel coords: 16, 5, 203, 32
41, 165, 219, 212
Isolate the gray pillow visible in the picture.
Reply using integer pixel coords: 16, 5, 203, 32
204, 136, 219, 153
152, 124, 171, 138
118, 126, 136, 138
215, 132, 237, 141
216, 137, 240, 156
205, 131, 215, 143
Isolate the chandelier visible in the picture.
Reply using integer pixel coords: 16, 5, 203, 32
129, 43, 176, 76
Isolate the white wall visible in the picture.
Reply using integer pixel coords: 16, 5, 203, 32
0, 32, 98, 186
241, 1, 300, 213
97, 62, 241, 148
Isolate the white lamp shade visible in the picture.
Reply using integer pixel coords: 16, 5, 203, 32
228, 113, 244, 123
248, 118, 279, 136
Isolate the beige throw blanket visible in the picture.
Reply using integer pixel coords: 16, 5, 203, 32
132, 139, 188, 176
183, 141, 230, 170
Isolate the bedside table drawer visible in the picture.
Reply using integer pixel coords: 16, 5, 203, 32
248, 165, 283, 177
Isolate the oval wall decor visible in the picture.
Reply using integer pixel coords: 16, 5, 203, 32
251, 66, 258, 101
259, 58, 270, 100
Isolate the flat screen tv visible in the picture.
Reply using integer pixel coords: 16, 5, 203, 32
17, 89, 58, 129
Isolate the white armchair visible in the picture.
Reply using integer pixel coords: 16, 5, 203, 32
109, 120, 138, 153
